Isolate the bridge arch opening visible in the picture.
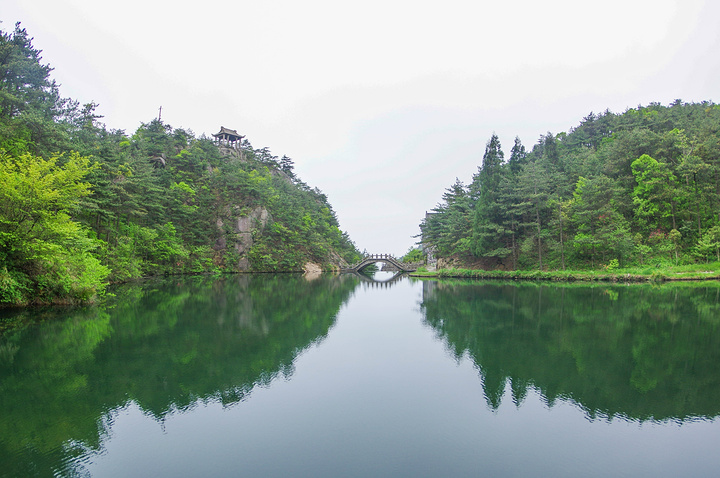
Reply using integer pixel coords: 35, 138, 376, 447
343, 254, 418, 273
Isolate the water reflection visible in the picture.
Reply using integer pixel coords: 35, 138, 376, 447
420, 280, 720, 422
3, 275, 720, 476
351, 270, 408, 288
0, 273, 360, 477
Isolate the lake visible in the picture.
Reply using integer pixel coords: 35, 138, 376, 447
1, 273, 720, 477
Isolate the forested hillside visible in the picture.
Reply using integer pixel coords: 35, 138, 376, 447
0, 23, 360, 305
421, 100, 720, 271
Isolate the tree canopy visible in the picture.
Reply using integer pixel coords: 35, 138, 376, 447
420, 103, 720, 271
0, 23, 360, 305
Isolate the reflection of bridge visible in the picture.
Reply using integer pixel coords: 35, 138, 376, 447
350, 270, 407, 287
343, 254, 418, 273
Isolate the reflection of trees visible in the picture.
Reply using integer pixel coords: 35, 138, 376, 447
421, 280, 720, 421
0, 274, 359, 477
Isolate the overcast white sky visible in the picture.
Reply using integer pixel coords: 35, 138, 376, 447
5, 0, 720, 255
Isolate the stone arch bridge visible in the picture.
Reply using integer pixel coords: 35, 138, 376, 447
343, 254, 418, 273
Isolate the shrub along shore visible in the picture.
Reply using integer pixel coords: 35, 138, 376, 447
409, 263, 720, 282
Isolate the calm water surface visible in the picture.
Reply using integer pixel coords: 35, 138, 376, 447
1, 273, 720, 477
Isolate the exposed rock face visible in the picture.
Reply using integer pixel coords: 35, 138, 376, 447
236, 206, 269, 233
326, 249, 348, 271
437, 257, 463, 270
303, 262, 322, 274
234, 233, 252, 254
215, 206, 271, 271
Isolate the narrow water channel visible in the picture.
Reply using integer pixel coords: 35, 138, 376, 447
1, 274, 719, 477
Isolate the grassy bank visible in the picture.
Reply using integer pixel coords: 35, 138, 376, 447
410, 262, 720, 282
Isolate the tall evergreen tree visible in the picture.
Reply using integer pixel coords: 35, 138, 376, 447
472, 134, 510, 259
508, 136, 527, 174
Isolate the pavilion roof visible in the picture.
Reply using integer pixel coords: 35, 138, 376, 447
213, 126, 243, 139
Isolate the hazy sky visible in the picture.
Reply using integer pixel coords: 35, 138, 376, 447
5, 0, 720, 255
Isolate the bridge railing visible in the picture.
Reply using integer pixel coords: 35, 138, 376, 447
343, 254, 417, 272
363, 254, 397, 261
359, 255, 404, 266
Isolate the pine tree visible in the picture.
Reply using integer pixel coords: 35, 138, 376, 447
471, 134, 509, 259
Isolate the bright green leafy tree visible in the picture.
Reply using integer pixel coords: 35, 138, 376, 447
0, 151, 109, 304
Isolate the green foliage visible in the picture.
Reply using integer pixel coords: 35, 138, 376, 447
0, 23, 69, 158
0, 151, 109, 304
0, 22, 359, 302
471, 133, 508, 257
401, 247, 425, 263
694, 225, 720, 263
631, 154, 677, 233
0, 266, 30, 304
421, 179, 474, 258
421, 101, 720, 272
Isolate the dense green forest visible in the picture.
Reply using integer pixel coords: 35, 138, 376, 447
421, 101, 720, 271
0, 23, 360, 305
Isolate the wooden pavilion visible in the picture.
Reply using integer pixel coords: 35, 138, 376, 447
213, 126, 244, 147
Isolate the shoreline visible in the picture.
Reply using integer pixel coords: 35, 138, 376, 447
409, 268, 720, 282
